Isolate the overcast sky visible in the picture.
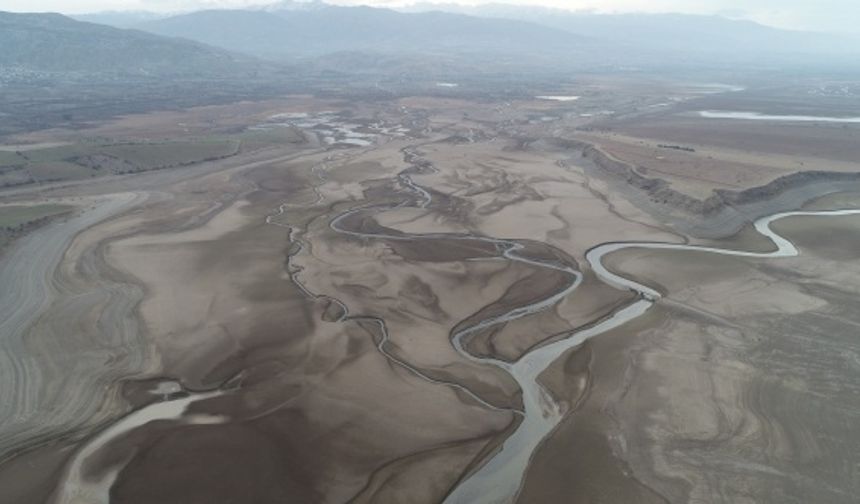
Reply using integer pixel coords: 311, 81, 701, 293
0, 0, 857, 33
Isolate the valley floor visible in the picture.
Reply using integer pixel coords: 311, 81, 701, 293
2, 86, 860, 503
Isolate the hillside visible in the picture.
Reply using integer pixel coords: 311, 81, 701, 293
0, 11, 258, 77
0, 11, 285, 137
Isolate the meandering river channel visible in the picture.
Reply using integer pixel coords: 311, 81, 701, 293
41, 151, 860, 504
314, 155, 860, 503
289, 157, 860, 503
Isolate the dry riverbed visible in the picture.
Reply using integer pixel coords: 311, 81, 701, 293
1, 91, 860, 504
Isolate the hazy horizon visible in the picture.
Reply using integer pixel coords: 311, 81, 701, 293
0, 0, 858, 35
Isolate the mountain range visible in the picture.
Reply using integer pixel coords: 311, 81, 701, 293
133, 6, 590, 60
3, 1, 860, 80
404, 3, 856, 57
68, 1, 859, 72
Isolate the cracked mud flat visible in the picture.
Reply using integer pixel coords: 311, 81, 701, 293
2, 94, 860, 504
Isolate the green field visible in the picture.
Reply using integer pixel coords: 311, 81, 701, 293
0, 139, 242, 187
15, 144, 91, 165
0, 151, 25, 167
0, 204, 73, 229
28, 161, 94, 182
238, 127, 305, 151
96, 140, 241, 170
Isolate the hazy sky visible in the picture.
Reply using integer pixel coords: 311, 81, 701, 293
0, 0, 857, 33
